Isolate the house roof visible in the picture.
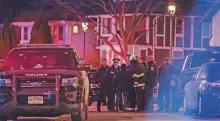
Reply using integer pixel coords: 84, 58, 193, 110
201, 2, 220, 22
12, 8, 79, 22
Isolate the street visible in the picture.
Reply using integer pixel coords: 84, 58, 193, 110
16, 104, 220, 121
16, 112, 220, 121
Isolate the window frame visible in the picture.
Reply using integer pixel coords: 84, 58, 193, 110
174, 17, 184, 48
201, 22, 212, 48
72, 25, 79, 34
153, 16, 165, 47
101, 17, 112, 35
23, 26, 29, 41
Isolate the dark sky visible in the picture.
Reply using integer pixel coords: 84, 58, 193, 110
0, 0, 32, 9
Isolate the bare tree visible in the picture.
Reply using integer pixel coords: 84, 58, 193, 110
51, 0, 166, 62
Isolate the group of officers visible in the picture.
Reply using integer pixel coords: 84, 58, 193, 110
94, 55, 174, 112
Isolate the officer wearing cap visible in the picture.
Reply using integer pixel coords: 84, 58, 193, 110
104, 57, 121, 111
143, 55, 157, 112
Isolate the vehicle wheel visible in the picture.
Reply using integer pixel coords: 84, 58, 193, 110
183, 96, 191, 115
198, 96, 209, 118
8, 115, 18, 120
0, 115, 8, 121
71, 103, 87, 121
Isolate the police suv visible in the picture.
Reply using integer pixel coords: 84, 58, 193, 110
0, 44, 89, 121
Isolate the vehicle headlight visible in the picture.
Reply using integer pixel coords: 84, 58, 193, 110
61, 77, 79, 86
0, 79, 11, 84
90, 84, 99, 89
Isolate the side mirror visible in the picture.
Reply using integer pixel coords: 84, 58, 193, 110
77, 59, 85, 65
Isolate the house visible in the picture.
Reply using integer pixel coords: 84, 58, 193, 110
0, 8, 100, 68
0, 0, 216, 67
202, 2, 220, 46
91, 0, 215, 67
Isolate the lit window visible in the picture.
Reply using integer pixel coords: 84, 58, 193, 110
72, 25, 79, 34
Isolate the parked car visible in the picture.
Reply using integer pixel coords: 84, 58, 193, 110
0, 44, 89, 121
177, 51, 220, 106
87, 68, 100, 105
184, 62, 220, 117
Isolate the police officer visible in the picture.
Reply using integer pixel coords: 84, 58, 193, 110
106, 57, 121, 111
95, 59, 110, 112
115, 64, 133, 112
129, 55, 145, 112
143, 55, 157, 112
157, 57, 174, 112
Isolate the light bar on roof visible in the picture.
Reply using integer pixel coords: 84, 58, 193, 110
17, 44, 70, 47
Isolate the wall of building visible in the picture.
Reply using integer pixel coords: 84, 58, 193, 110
210, 9, 220, 46
5, 21, 100, 68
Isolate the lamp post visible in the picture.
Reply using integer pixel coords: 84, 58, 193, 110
81, 22, 89, 59
168, 1, 176, 63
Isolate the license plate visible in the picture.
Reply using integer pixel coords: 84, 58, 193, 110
28, 96, 43, 104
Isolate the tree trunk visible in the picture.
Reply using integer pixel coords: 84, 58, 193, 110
122, 44, 129, 64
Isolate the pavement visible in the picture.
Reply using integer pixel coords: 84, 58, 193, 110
15, 103, 220, 121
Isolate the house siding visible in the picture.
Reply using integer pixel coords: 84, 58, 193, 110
193, 17, 202, 48
210, 9, 220, 46
9, 21, 100, 68
184, 17, 191, 48
165, 16, 171, 47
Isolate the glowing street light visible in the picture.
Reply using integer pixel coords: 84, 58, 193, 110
81, 22, 89, 59
81, 22, 88, 32
168, 1, 176, 63
168, 1, 176, 16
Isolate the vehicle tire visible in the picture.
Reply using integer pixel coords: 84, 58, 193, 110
71, 103, 87, 121
0, 115, 8, 121
183, 96, 191, 115
8, 115, 18, 120
198, 96, 209, 118
71, 88, 88, 121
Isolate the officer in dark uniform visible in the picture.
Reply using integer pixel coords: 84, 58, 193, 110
143, 55, 157, 112
95, 59, 110, 112
157, 57, 174, 112
128, 55, 145, 112
106, 57, 121, 111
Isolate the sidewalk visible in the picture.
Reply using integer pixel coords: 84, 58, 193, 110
89, 102, 184, 112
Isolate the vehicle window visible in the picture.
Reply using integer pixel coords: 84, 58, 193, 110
191, 52, 220, 68
2, 50, 77, 70
196, 65, 207, 80
182, 55, 192, 71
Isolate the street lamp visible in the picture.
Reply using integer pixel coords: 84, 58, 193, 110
168, 1, 176, 63
168, 1, 176, 16
81, 22, 88, 59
